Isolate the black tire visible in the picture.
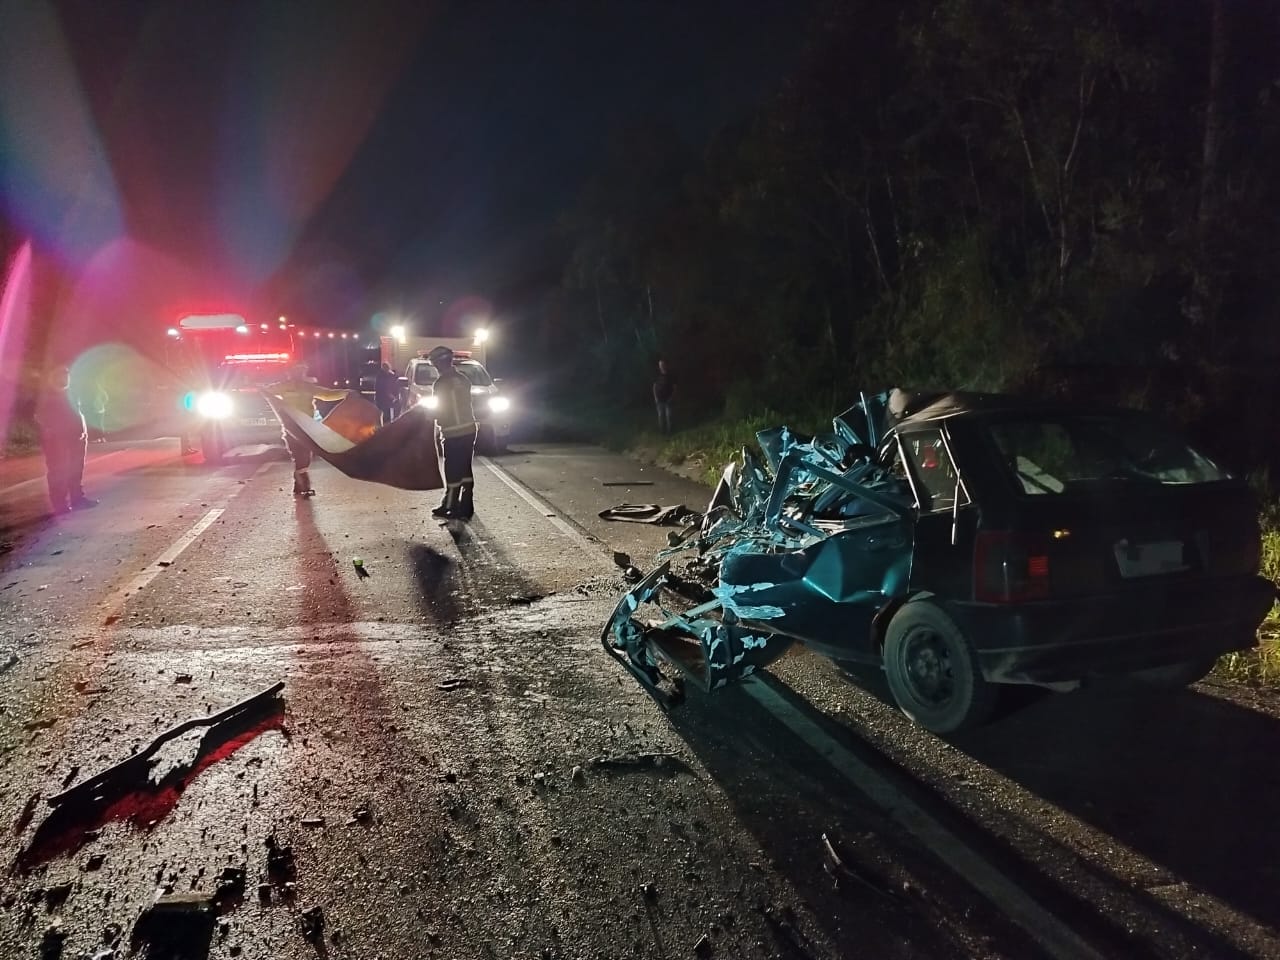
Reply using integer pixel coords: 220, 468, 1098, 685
478, 424, 504, 455
1128, 656, 1218, 689
883, 600, 996, 734
201, 430, 224, 466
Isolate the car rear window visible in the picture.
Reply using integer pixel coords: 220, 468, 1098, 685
988, 415, 1229, 494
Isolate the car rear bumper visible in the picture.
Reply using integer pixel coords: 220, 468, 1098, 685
949, 575, 1276, 684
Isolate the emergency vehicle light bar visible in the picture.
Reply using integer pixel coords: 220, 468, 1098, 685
179, 314, 249, 330
223, 352, 291, 363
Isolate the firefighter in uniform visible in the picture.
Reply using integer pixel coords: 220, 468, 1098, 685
265, 364, 349, 496
427, 345, 476, 519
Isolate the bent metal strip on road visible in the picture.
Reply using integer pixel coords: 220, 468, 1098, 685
96, 461, 273, 623
480, 453, 1105, 960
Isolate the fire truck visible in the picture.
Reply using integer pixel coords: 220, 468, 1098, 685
167, 315, 489, 463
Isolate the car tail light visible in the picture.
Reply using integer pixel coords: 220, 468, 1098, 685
974, 530, 1051, 603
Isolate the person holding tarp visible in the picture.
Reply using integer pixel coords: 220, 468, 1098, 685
265, 364, 350, 496
260, 388, 442, 492
427, 345, 477, 519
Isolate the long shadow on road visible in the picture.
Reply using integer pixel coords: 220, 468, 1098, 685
664, 672, 1256, 959
661, 680, 1033, 960
949, 681, 1280, 936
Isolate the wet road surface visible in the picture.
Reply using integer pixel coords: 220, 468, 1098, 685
1, 440, 1277, 959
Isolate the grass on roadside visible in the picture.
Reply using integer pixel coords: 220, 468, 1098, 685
1215, 527, 1280, 685
636, 409, 830, 486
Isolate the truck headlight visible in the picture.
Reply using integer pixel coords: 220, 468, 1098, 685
419, 395, 439, 410
196, 391, 234, 419
489, 396, 511, 413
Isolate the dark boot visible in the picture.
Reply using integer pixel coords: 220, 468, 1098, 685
455, 483, 474, 520
432, 487, 458, 518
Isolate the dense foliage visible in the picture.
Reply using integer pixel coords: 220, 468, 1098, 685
551, 0, 1280, 475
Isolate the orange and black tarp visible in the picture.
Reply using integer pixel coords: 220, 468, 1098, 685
262, 392, 443, 491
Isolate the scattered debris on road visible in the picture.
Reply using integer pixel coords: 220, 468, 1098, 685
0, 649, 17, 673
300, 905, 325, 944
436, 677, 469, 691
601, 479, 655, 487
131, 891, 216, 959
39, 922, 67, 960
214, 866, 246, 908
266, 834, 296, 890
14, 792, 39, 834
44, 883, 73, 910
173, 673, 193, 684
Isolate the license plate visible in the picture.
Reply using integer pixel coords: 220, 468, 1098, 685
241, 417, 275, 427
1113, 539, 1187, 577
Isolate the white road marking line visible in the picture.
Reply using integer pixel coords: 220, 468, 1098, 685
479, 456, 603, 558
743, 678, 1104, 960
490, 456, 1103, 960
99, 509, 224, 618
98, 461, 273, 620
0, 450, 129, 498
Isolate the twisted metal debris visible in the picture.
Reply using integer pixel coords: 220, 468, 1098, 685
603, 391, 917, 707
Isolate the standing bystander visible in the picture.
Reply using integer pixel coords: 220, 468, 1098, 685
652, 358, 676, 434
34, 365, 97, 513
375, 361, 401, 426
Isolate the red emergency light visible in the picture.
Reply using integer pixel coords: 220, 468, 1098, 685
223, 352, 291, 363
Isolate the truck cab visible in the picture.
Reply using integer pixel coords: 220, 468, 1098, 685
171, 315, 298, 463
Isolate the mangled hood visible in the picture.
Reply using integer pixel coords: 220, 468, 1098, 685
603, 389, 917, 708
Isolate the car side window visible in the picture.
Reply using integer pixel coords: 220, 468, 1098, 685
412, 363, 436, 386
902, 428, 968, 513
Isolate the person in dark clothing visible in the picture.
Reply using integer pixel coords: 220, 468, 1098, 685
427, 345, 477, 519
652, 358, 675, 433
375, 361, 401, 426
34, 365, 97, 513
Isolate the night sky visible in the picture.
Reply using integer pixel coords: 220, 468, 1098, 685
1, 0, 816, 332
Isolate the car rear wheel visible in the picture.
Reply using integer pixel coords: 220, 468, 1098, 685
883, 600, 996, 734
1127, 656, 1218, 689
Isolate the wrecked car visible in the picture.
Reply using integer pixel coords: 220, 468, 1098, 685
603, 390, 1276, 734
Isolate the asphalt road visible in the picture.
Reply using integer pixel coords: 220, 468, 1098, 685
1, 438, 1278, 959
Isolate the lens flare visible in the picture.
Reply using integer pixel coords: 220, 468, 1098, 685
0, 241, 33, 446
70, 343, 168, 434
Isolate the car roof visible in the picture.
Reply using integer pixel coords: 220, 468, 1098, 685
895, 391, 1139, 427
